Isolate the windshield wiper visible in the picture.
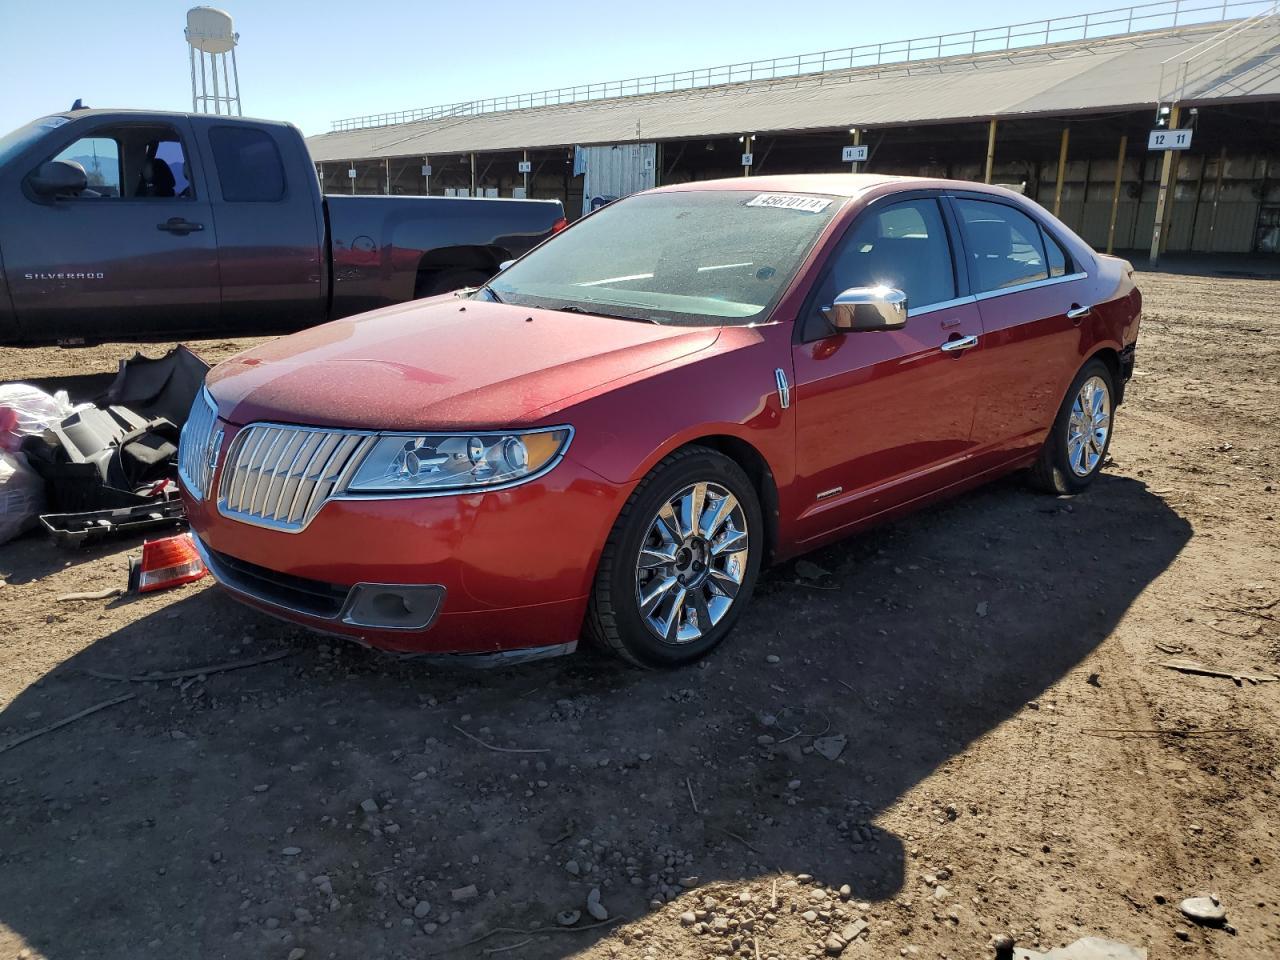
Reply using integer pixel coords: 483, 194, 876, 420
554, 304, 658, 323
478, 284, 504, 304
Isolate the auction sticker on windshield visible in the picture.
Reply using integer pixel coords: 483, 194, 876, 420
745, 193, 833, 213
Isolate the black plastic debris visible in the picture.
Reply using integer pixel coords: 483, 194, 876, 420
40, 500, 187, 548
22, 346, 209, 543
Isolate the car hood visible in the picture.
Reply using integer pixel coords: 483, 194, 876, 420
206, 297, 720, 430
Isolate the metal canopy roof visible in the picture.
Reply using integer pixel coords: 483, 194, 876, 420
305, 19, 1280, 163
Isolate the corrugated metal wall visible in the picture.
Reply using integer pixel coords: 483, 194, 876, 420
1032, 155, 1272, 254
580, 143, 658, 213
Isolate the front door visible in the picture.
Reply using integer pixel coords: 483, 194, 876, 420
2, 117, 220, 342
790, 195, 985, 546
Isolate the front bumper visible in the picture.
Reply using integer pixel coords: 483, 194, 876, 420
183, 451, 631, 656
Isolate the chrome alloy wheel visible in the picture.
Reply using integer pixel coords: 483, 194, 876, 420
1067, 375, 1112, 477
635, 481, 749, 644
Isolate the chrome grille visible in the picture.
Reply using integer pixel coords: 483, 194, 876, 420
178, 388, 219, 500
217, 424, 375, 531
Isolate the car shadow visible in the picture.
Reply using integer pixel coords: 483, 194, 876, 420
0, 473, 1191, 959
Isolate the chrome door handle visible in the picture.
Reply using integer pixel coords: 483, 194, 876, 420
1066, 304, 1092, 320
940, 334, 979, 353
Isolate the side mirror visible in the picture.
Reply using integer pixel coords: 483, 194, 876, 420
29, 159, 89, 199
821, 286, 908, 332
498, 259, 515, 272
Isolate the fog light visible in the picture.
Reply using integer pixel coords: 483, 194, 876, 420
340, 583, 445, 630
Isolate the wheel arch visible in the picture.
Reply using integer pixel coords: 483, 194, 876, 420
674, 434, 781, 567
1082, 344, 1124, 403
414, 244, 508, 295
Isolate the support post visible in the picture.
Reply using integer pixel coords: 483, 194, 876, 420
1106, 134, 1128, 255
1207, 145, 1226, 252
523, 148, 529, 197
384, 158, 391, 196
423, 156, 430, 196
984, 119, 998, 184
189, 46, 198, 113
210, 48, 221, 115
742, 134, 754, 177
1053, 126, 1070, 218
470, 152, 477, 197
221, 52, 232, 116
851, 128, 863, 174
317, 162, 324, 192
230, 46, 242, 115
1149, 104, 1181, 264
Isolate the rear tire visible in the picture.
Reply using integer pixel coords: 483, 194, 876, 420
1029, 358, 1116, 494
415, 268, 492, 298
587, 446, 762, 668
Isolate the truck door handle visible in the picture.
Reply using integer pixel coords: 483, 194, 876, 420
1066, 303, 1092, 321
157, 217, 204, 235
940, 334, 979, 354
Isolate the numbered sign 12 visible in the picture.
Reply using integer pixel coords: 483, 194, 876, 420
1148, 129, 1193, 151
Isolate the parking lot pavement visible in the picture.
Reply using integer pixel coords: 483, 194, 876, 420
1, 270, 1277, 959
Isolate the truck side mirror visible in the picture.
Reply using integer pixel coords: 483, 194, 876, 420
29, 159, 89, 199
821, 286, 908, 332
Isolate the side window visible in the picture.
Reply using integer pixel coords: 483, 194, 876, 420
954, 198, 1049, 292
46, 125, 192, 200
209, 127, 286, 202
1042, 227, 1071, 278
805, 197, 955, 339
52, 137, 121, 197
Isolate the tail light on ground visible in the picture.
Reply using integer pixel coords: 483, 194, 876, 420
131, 533, 208, 593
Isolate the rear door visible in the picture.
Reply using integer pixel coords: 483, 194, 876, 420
1, 117, 220, 341
191, 120, 326, 332
789, 194, 986, 546
947, 194, 1090, 467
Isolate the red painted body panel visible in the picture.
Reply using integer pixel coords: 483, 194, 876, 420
207, 296, 720, 430
185, 174, 1142, 657
184, 445, 631, 653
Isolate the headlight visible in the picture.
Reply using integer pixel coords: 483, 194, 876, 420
343, 427, 572, 494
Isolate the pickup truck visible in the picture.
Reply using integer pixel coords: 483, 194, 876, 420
0, 108, 567, 345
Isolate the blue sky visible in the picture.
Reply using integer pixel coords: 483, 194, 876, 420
1, 0, 1113, 136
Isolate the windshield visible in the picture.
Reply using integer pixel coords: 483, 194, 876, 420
0, 116, 70, 167
488, 190, 842, 326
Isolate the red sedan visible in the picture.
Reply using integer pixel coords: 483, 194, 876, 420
180, 174, 1141, 668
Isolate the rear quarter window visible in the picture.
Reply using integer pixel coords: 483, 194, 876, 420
209, 126, 286, 202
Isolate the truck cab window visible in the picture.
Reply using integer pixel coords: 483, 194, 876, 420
51, 137, 121, 197
209, 126, 286, 201
47, 125, 193, 200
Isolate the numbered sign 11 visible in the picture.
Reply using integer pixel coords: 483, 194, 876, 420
1148, 129, 1193, 151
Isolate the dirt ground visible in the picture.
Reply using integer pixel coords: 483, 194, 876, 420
1, 270, 1277, 960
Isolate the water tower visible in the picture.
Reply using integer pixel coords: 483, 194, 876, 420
185, 7, 242, 116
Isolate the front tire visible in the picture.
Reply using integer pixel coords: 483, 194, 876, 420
587, 446, 762, 668
1029, 358, 1116, 494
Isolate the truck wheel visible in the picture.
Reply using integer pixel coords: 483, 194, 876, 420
1029, 358, 1116, 494
587, 446, 762, 668
415, 268, 492, 298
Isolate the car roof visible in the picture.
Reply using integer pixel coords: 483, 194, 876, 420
649, 173, 1026, 202
47, 108, 296, 130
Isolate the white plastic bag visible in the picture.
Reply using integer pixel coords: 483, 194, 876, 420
0, 383, 78, 436
0, 451, 45, 544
